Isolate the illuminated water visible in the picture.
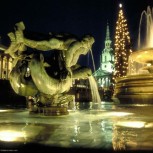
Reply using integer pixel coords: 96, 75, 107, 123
0, 102, 153, 152
138, 6, 153, 49
88, 76, 101, 103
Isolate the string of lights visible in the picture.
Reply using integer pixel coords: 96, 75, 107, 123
113, 4, 132, 82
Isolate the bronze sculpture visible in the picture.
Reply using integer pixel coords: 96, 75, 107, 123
4, 21, 95, 115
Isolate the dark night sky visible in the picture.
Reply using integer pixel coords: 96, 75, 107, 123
0, 0, 153, 71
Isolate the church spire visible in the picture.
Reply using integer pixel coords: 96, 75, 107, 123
104, 22, 112, 49
105, 22, 110, 41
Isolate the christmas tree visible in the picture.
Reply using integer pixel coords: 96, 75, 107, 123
113, 4, 132, 82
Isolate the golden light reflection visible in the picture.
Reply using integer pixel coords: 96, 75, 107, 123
0, 130, 25, 142
147, 63, 151, 66
116, 121, 145, 128
0, 110, 9, 112
104, 112, 133, 117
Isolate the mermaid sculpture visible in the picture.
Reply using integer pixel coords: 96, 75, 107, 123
4, 21, 95, 115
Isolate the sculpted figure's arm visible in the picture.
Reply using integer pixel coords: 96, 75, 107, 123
14, 22, 67, 51
23, 38, 66, 51
65, 35, 95, 67
5, 32, 26, 59
5, 22, 26, 58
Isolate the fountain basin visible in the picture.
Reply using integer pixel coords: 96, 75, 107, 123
1, 102, 153, 151
113, 47, 153, 104
113, 74, 153, 104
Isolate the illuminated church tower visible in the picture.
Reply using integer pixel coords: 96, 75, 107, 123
93, 23, 114, 89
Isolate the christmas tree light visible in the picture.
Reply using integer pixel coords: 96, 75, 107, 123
113, 4, 132, 82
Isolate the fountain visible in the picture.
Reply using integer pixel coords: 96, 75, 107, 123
113, 6, 153, 104
2, 21, 101, 115
1, 20, 153, 151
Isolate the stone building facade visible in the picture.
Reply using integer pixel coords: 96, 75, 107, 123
0, 51, 13, 80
